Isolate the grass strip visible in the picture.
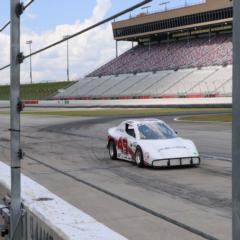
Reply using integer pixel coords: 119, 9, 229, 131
18, 108, 231, 117
0, 81, 75, 100
178, 114, 232, 122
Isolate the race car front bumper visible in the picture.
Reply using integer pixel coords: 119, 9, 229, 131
152, 157, 201, 167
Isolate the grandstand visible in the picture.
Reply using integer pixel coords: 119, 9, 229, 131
55, 0, 233, 100
89, 34, 232, 76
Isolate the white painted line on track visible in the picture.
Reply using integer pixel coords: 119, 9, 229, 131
174, 111, 232, 124
201, 154, 232, 161
174, 116, 231, 124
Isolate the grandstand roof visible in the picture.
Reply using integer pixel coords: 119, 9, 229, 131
112, 0, 233, 41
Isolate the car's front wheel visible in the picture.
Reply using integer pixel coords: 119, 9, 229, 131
135, 147, 144, 168
109, 140, 117, 160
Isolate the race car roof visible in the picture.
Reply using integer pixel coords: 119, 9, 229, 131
126, 118, 164, 124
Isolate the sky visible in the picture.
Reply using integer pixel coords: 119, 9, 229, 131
0, 0, 205, 84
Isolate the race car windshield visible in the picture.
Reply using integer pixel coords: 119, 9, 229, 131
138, 122, 177, 140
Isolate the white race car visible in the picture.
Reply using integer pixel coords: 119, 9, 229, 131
107, 118, 200, 168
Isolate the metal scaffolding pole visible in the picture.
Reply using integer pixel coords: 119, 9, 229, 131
232, 0, 240, 239
10, 0, 22, 239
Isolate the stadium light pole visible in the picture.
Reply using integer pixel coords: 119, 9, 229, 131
232, 0, 240, 239
63, 35, 70, 81
26, 40, 33, 84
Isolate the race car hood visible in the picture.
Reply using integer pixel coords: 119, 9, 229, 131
139, 137, 199, 160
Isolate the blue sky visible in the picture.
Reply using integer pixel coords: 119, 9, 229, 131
0, 0, 205, 83
1, 0, 204, 33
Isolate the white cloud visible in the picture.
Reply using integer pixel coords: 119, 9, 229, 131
26, 12, 38, 20
0, 0, 131, 85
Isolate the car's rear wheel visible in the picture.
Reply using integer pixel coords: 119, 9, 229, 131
109, 140, 117, 160
135, 147, 144, 168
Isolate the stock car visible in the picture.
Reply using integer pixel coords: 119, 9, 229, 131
107, 118, 200, 168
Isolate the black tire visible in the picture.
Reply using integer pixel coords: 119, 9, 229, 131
135, 147, 144, 168
108, 140, 117, 160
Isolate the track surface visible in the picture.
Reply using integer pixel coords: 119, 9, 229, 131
0, 111, 231, 240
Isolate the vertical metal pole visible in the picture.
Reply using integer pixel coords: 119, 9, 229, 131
29, 43, 32, 84
26, 40, 33, 84
116, 40, 118, 58
66, 39, 70, 81
213, 81, 217, 94
10, 0, 22, 239
63, 35, 70, 81
232, 0, 240, 239
167, 32, 169, 50
208, 26, 211, 43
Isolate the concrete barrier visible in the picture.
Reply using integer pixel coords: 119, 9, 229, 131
0, 162, 127, 240
0, 97, 233, 109
0, 101, 9, 108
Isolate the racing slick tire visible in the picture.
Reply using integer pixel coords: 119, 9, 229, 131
135, 147, 144, 168
109, 140, 117, 160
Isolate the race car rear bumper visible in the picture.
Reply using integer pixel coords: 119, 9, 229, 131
152, 157, 201, 167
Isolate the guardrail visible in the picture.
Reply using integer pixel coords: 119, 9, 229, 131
0, 162, 127, 240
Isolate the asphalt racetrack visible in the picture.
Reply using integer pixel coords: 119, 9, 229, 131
0, 110, 231, 240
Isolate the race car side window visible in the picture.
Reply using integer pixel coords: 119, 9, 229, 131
125, 123, 136, 138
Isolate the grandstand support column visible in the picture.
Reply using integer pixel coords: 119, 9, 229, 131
148, 40, 151, 53
232, 0, 240, 239
208, 26, 211, 43
167, 32, 170, 49
116, 40, 118, 58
